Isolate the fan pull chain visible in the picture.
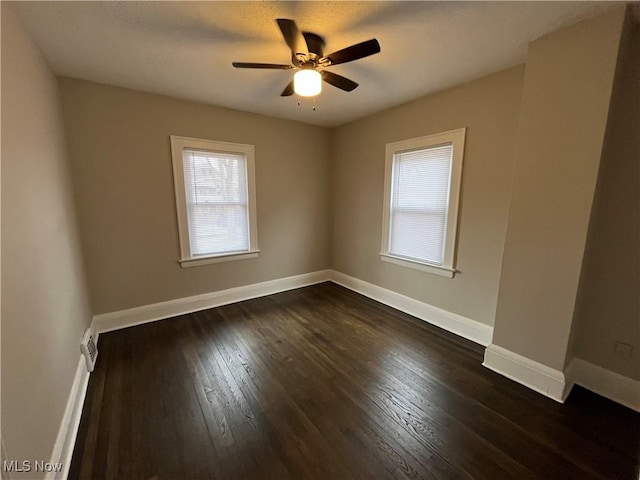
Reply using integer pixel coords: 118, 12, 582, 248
295, 96, 318, 111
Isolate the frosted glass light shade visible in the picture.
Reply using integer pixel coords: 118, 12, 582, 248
294, 70, 322, 97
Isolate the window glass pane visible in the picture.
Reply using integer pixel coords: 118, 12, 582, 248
182, 150, 249, 255
389, 144, 453, 265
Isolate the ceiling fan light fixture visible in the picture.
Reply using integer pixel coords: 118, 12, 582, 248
232, 19, 380, 98
294, 69, 322, 97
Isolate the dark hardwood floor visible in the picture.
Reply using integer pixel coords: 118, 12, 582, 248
70, 282, 640, 480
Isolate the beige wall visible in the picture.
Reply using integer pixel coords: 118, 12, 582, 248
1, 4, 92, 477
570, 19, 640, 380
491, 8, 626, 371
58, 78, 331, 314
331, 66, 525, 326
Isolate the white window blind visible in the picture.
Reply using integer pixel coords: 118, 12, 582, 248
381, 129, 465, 278
182, 149, 249, 256
389, 144, 453, 265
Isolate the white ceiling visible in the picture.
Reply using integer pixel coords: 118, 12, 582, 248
13, 1, 621, 127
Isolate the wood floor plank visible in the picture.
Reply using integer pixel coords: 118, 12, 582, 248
70, 283, 640, 480
271, 295, 535, 479
211, 306, 360, 480
253, 296, 482, 480
226, 301, 431, 480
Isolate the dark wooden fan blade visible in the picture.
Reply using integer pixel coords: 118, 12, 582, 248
321, 71, 358, 92
280, 80, 294, 96
320, 39, 380, 66
276, 19, 308, 64
232, 62, 293, 69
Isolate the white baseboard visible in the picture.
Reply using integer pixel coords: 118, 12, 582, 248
92, 270, 332, 334
47, 355, 90, 480
565, 358, 640, 412
330, 270, 493, 346
92, 269, 492, 347
483, 344, 568, 402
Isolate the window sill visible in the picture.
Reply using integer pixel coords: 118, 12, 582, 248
180, 250, 260, 268
380, 253, 456, 278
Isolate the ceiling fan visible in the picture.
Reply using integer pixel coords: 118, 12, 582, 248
232, 19, 381, 97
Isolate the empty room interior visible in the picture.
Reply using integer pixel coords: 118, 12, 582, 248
2, 1, 640, 479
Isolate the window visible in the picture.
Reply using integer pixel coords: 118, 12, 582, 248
381, 128, 466, 278
170, 136, 258, 267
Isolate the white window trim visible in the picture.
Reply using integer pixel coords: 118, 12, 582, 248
170, 135, 259, 268
380, 128, 466, 278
